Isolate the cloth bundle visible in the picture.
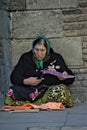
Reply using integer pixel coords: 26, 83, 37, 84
2, 102, 65, 111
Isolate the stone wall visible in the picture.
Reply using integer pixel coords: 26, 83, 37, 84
1, 0, 87, 103
0, 0, 11, 94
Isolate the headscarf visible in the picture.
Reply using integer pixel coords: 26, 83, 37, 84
32, 36, 51, 69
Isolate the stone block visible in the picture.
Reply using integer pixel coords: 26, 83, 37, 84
64, 31, 78, 37
72, 68, 79, 74
81, 80, 87, 87
83, 54, 87, 60
79, 0, 87, 7
0, 11, 10, 39
79, 68, 87, 73
62, 127, 87, 130
83, 48, 87, 54
64, 15, 87, 23
77, 73, 87, 80
2, 39, 12, 66
79, 29, 87, 36
84, 61, 87, 66
0, 39, 12, 92
0, 0, 9, 10
82, 36, 87, 42
0, 64, 11, 93
81, 8, 87, 14
77, 15, 87, 22
9, 0, 26, 11
11, 39, 33, 66
51, 37, 83, 66
64, 23, 87, 31
64, 16, 77, 23
12, 10, 63, 38
26, 0, 78, 9
64, 29, 87, 37
83, 42, 87, 48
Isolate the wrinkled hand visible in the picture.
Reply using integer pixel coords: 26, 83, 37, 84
58, 71, 68, 81
23, 77, 43, 86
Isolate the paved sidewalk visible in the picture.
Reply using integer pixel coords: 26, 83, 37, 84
0, 93, 87, 130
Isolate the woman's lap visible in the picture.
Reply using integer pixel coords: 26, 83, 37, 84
5, 84, 74, 107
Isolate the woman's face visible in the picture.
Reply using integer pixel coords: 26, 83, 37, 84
33, 43, 47, 60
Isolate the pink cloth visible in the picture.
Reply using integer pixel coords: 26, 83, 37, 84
2, 102, 65, 111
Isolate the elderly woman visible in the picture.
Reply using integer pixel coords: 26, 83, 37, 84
5, 36, 75, 107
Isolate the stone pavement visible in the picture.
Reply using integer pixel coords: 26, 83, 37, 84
0, 92, 87, 130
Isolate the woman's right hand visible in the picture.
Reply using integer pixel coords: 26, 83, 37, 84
23, 77, 43, 86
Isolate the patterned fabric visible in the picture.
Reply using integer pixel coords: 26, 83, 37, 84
46, 84, 74, 107
4, 84, 74, 107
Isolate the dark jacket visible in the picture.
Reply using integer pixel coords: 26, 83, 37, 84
10, 49, 75, 86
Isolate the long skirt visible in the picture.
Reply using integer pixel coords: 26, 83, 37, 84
4, 84, 74, 107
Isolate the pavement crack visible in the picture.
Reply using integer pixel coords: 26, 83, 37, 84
63, 111, 69, 126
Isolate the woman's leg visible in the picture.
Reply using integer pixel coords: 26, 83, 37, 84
9, 85, 33, 101
46, 84, 74, 107
4, 85, 32, 105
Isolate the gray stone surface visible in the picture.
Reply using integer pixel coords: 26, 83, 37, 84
0, 0, 9, 10
0, 111, 67, 126
2, 39, 11, 66
9, 0, 26, 10
0, 11, 10, 39
62, 127, 87, 130
51, 37, 83, 66
28, 127, 60, 130
12, 10, 63, 38
26, 0, 78, 9
11, 39, 32, 66
66, 114, 87, 126
0, 99, 87, 130
0, 39, 12, 93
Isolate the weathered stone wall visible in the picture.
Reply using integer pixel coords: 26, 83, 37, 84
0, 0, 12, 94
1, 0, 87, 103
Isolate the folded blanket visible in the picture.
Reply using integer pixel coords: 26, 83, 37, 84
2, 102, 65, 111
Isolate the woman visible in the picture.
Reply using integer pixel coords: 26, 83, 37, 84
5, 36, 75, 107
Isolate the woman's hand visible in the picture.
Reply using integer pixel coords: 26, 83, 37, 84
58, 71, 68, 81
23, 77, 43, 86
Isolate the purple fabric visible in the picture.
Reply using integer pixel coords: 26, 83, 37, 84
41, 69, 75, 79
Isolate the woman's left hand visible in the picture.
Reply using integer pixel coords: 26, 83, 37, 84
58, 71, 68, 81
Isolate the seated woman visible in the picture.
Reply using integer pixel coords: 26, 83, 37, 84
5, 36, 75, 107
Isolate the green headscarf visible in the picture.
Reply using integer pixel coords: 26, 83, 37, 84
32, 36, 51, 69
